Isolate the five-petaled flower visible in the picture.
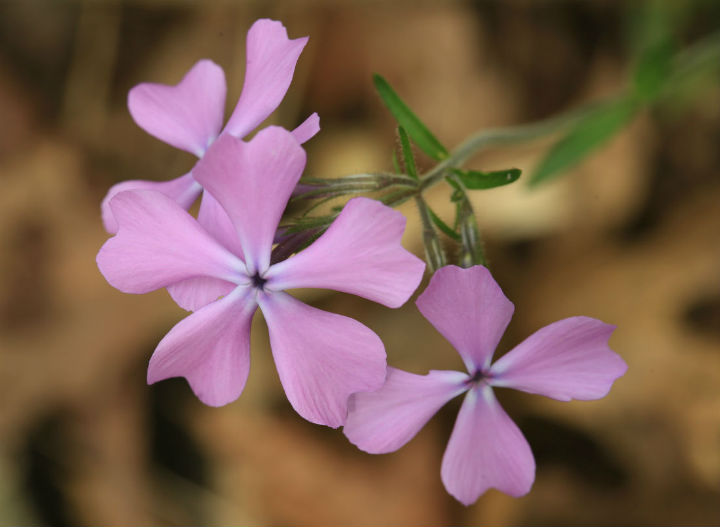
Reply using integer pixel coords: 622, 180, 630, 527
101, 18, 319, 312
343, 265, 627, 505
97, 127, 425, 428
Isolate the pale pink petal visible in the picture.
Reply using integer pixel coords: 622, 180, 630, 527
258, 291, 387, 428
489, 317, 627, 401
167, 191, 241, 311
196, 189, 245, 259
224, 19, 308, 138
148, 287, 256, 407
97, 190, 246, 294
101, 172, 201, 234
291, 112, 320, 144
344, 368, 469, 454
167, 277, 236, 312
265, 197, 425, 308
128, 59, 226, 156
441, 385, 535, 505
193, 127, 306, 275
416, 265, 514, 372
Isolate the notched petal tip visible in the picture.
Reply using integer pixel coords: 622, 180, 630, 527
416, 265, 514, 373
128, 59, 227, 156
489, 316, 628, 402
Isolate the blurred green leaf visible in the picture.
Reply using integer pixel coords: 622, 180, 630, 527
662, 31, 720, 100
427, 206, 461, 241
373, 74, 449, 161
451, 168, 521, 189
529, 96, 638, 187
632, 2, 676, 101
398, 126, 418, 179
392, 150, 401, 174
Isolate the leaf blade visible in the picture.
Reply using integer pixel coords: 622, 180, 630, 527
529, 96, 638, 187
451, 168, 521, 190
373, 74, 449, 161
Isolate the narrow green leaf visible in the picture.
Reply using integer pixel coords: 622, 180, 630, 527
632, 2, 676, 102
397, 126, 418, 179
451, 168, 521, 189
373, 74, 449, 161
391, 150, 401, 174
529, 96, 638, 187
427, 206, 461, 241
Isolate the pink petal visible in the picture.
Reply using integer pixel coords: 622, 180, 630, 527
148, 287, 257, 407
197, 190, 245, 259
344, 368, 469, 454
489, 317, 627, 401
292, 112, 320, 144
265, 197, 425, 308
128, 59, 226, 156
97, 190, 246, 294
441, 385, 535, 505
224, 19, 308, 139
167, 191, 243, 312
193, 127, 306, 275
167, 276, 236, 312
101, 172, 201, 234
258, 291, 387, 428
416, 265, 514, 372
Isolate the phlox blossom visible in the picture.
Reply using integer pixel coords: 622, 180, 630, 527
101, 18, 318, 311
97, 127, 425, 428
344, 265, 627, 504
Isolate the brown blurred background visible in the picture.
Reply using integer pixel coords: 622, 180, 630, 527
1, 0, 719, 524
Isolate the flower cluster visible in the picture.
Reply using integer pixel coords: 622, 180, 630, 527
97, 18, 627, 505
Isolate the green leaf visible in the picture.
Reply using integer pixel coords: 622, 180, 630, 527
391, 150, 401, 174
529, 96, 638, 187
451, 168, 521, 189
373, 74, 449, 161
631, 2, 676, 102
397, 126, 418, 179
427, 206, 461, 241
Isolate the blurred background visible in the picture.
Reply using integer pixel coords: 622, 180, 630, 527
1, 0, 719, 524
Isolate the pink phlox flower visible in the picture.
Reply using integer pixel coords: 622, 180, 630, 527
343, 265, 627, 504
97, 126, 426, 428
101, 18, 319, 311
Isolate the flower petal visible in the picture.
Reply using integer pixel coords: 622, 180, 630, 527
167, 276, 236, 312
167, 190, 244, 312
489, 317, 627, 401
266, 197, 425, 308
148, 287, 256, 407
193, 127, 306, 275
97, 190, 246, 294
441, 386, 535, 505
196, 190, 245, 259
344, 368, 469, 454
101, 172, 201, 234
291, 112, 320, 144
224, 19, 308, 139
258, 291, 387, 428
416, 265, 514, 372
128, 59, 226, 156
